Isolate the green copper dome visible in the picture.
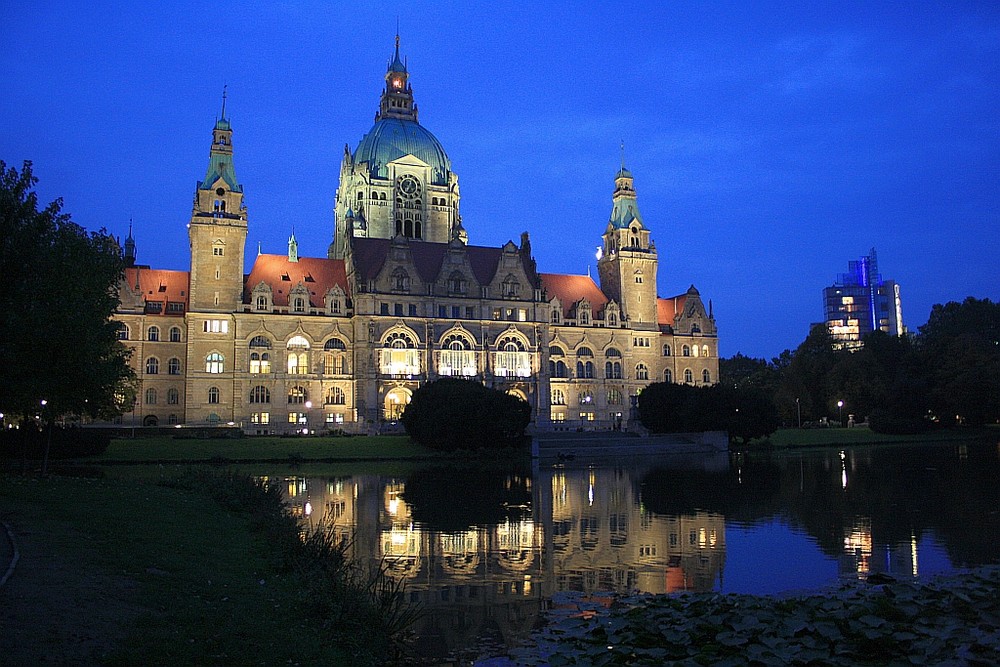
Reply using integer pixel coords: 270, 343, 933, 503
353, 117, 452, 185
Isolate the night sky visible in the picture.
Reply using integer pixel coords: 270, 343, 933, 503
3, 2, 997, 358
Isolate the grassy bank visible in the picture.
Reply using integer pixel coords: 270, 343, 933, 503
762, 425, 998, 449
0, 472, 387, 665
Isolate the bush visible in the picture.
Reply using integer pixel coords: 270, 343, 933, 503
868, 408, 932, 435
637, 383, 779, 444
400, 379, 531, 451
0, 425, 111, 460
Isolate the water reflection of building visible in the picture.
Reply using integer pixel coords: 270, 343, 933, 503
547, 466, 725, 595
277, 465, 726, 659
839, 517, 919, 580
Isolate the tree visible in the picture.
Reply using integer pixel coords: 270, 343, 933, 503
775, 324, 840, 423
917, 298, 1000, 425
0, 161, 135, 426
400, 379, 531, 451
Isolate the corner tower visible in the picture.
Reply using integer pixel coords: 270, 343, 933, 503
597, 165, 659, 328
330, 36, 461, 259
188, 91, 248, 312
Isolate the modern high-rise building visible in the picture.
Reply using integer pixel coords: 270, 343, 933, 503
823, 248, 904, 349
111, 37, 719, 433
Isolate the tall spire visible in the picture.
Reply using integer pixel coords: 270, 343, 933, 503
220, 84, 227, 121
123, 218, 136, 267
377, 34, 418, 122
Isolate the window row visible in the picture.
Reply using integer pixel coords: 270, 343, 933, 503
548, 360, 643, 380
119, 325, 183, 342
662, 368, 713, 384
662, 344, 712, 357
551, 388, 625, 406
144, 357, 183, 375
248, 386, 347, 405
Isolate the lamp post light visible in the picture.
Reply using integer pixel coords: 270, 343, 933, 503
304, 400, 313, 435
837, 400, 844, 427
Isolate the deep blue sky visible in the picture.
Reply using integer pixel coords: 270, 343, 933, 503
3, 2, 997, 358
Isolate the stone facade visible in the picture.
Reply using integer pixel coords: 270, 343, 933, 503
113, 39, 719, 433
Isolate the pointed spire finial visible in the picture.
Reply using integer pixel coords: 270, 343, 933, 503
620, 139, 625, 170
220, 84, 228, 120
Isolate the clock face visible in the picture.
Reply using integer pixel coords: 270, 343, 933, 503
399, 176, 418, 196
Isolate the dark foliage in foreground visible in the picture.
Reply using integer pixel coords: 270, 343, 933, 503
401, 378, 531, 451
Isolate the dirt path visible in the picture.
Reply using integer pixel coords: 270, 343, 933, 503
0, 516, 143, 665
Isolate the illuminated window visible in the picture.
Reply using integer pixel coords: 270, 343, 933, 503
203, 319, 229, 333
287, 386, 307, 405
288, 412, 307, 424
251, 412, 270, 424
205, 352, 224, 374
249, 352, 270, 374
287, 336, 310, 374
326, 387, 346, 405
551, 389, 566, 405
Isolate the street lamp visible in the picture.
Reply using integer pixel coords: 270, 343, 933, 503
837, 400, 844, 427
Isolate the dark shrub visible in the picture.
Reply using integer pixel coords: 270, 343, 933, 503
400, 379, 530, 451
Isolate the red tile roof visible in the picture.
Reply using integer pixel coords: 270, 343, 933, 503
243, 254, 348, 307
657, 295, 688, 330
124, 267, 189, 314
540, 273, 609, 317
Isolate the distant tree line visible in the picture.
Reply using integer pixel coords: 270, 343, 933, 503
718, 297, 1000, 435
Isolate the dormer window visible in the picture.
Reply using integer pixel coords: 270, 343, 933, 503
501, 275, 520, 298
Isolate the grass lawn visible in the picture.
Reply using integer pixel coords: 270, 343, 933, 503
93, 433, 438, 462
0, 473, 364, 665
764, 424, 998, 448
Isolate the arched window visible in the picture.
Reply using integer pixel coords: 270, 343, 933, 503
494, 334, 530, 378
293, 297, 306, 313
579, 390, 594, 405
250, 336, 272, 349
145, 357, 159, 375
551, 308, 561, 324
287, 336, 310, 375
577, 347, 593, 357
205, 352, 224, 374
381, 331, 420, 376
256, 295, 268, 311
551, 389, 566, 405
664, 369, 673, 383
145, 388, 157, 405
576, 361, 594, 379
684, 369, 694, 384
682, 345, 691, 357
663, 344, 671, 357
692, 345, 700, 357
703, 369, 711, 384
549, 360, 568, 378
169, 327, 182, 342
439, 332, 476, 376
167, 358, 181, 375
249, 386, 270, 404
167, 388, 179, 405
147, 326, 159, 342
326, 387, 346, 405
288, 386, 307, 404
117, 324, 129, 340
501, 274, 520, 298
607, 389, 623, 405
605, 361, 622, 379
636, 363, 649, 381
702, 345, 710, 357
549, 346, 565, 357
605, 347, 621, 358
324, 338, 346, 350
208, 387, 220, 404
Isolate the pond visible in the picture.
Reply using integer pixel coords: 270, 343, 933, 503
272, 440, 1000, 662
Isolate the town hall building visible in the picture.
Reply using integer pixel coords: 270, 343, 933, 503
113, 38, 719, 434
